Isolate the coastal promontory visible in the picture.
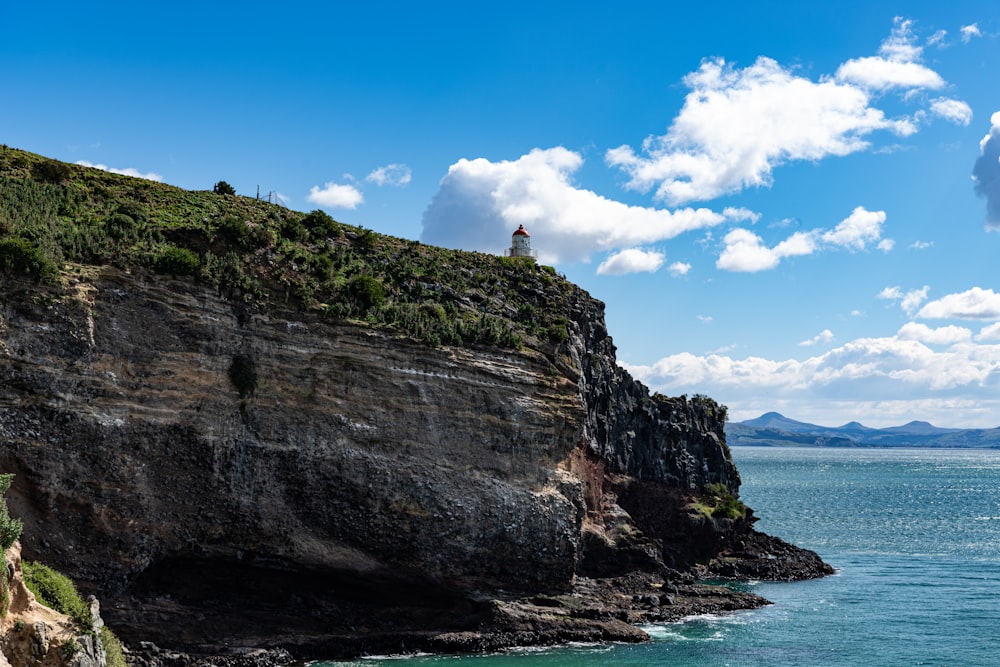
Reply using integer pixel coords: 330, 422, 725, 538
0, 148, 831, 661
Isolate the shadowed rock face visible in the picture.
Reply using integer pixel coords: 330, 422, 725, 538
0, 267, 748, 654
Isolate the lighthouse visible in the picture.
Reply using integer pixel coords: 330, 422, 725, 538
507, 224, 537, 260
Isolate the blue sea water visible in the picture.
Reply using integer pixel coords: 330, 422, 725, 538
322, 447, 1000, 667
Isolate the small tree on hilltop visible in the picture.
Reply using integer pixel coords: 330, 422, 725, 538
213, 180, 236, 196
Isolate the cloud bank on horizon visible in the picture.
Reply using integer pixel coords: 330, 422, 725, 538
626, 286, 1000, 428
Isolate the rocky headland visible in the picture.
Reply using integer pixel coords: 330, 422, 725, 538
0, 148, 832, 663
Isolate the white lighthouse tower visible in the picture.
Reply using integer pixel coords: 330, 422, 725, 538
508, 224, 537, 260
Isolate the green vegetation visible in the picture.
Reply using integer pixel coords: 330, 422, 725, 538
60, 637, 81, 657
0, 474, 22, 551
21, 559, 127, 666
691, 393, 728, 424
0, 146, 579, 352
229, 354, 258, 398
101, 625, 127, 667
0, 237, 59, 283
22, 561, 93, 631
213, 180, 236, 196
689, 482, 748, 521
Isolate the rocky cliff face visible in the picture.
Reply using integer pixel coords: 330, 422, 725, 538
0, 266, 825, 658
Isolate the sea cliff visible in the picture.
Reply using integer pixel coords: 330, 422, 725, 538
0, 148, 831, 661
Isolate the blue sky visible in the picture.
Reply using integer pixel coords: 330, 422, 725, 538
5, 1, 1000, 428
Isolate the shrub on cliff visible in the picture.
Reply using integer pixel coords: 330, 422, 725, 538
229, 354, 258, 398
347, 274, 386, 313
152, 245, 201, 277
22, 561, 93, 631
692, 482, 748, 521
0, 237, 59, 283
0, 474, 21, 551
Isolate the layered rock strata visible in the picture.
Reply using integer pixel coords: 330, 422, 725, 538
0, 267, 830, 658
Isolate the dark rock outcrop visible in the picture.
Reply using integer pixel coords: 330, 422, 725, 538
0, 267, 830, 659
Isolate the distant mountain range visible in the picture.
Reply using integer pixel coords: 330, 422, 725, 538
726, 412, 1000, 448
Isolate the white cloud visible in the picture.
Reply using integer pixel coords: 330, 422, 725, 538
927, 29, 948, 47
625, 330, 1000, 428
909, 240, 933, 250
976, 323, 1000, 341
878, 286, 903, 300
902, 287, 930, 315
917, 287, 1000, 320
420, 147, 744, 265
596, 248, 665, 275
878, 285, 929, 316
697, 315, 713, 323
930, 98, 973, 125
606, 19, 961, 205
878, 238, 895, 252
307, 182, 364, 209
717, 207, 887, 272
668, 261, 692, 276
366, 163, 412, 187
961, 23, 982, 43
716, 229, 782, 272
897, 322, 972, 345
834, 59, 944, 91
75, 160, 162, 182
836, 18, 945, 90
821, 206, 887, 249
973, 111, 1000, 228
799, 329, 835, 347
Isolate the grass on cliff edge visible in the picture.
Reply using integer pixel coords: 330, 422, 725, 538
0, 145, 577, 352
22, 560, 128, 667
689, 483, 749, 521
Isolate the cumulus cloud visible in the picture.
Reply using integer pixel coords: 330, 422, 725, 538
366, 163, 412, 187
420, 147, 744, 264
76, 160, 162, 182
821, 206, 887, 249
624, 329, 1000, 428
976, 323, 1000, 341
930, 98, 973, 125
596, 248, 665, 275
835, 19, 945, 90
716, 228, 816, 272
917, 287, 1000, 320
973, 111, 1000, 228
668, 261, 692, 276
605, 19, 964, 205
961, 23, 982, 43
307, 182, 364, 209
909, 240, 933, 249
799, 329, 835, 347
897, 322, 972, 345
878, 285, 929, 316
716, 207, 887, 272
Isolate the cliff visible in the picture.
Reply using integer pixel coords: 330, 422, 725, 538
0, 148, 831, 659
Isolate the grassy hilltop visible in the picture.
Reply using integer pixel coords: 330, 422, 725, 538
0, 146, 575, 350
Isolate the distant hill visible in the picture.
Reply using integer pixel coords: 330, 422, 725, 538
726, 413, 1000, 448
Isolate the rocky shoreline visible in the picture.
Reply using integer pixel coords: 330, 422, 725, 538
124, 529, 831, 665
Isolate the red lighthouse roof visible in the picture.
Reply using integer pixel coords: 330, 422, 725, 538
512, 224, 530, 237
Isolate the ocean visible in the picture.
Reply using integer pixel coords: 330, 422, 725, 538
322, 447, 1000, 667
